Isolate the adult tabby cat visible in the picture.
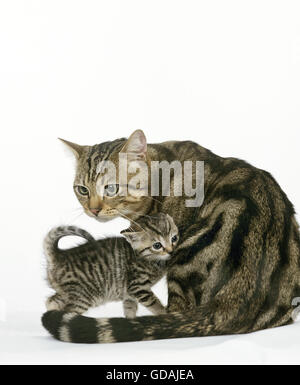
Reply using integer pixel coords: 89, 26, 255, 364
42, 130, 300, 343
44, 213, 179, 320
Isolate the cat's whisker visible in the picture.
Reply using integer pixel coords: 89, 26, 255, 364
143, 195, 163, 206
73, 207, 85, 211
114, 208, 148, 235
66, 207, 85, 215
68, 211, 84, 223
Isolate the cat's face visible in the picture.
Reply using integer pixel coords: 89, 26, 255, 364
60, 130, 152, 222
121, 213, 179, 261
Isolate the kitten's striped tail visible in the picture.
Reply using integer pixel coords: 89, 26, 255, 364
43, 226, 95, 265
41, 310, 221, 343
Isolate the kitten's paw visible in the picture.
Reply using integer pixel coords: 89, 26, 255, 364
153, 307, 167, 315
125, 311, 137, 319
159, 308, 168, 315
123, 298, 138, 319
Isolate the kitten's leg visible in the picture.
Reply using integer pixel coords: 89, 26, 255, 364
129, 287, 166, 315
56, 285, 100, 314
62, 292, 97, 314
46, 294, 65, 311
63, 303, 90, 314
47, 294, 89, 314
123, 298, 138, 319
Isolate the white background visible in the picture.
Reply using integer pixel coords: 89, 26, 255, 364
0, 0, 300, 365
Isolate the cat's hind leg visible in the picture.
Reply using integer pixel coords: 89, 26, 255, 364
46, 293, 66, 311
123, 297, 138, 319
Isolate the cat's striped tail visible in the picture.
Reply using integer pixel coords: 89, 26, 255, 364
43, 226, 95, 265
41, 310, 223, 343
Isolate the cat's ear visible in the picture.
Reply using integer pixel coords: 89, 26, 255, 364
120, 130, 147, 161
58, 138, 84, 159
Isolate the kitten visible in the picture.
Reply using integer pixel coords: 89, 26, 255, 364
44, 213, 179, 318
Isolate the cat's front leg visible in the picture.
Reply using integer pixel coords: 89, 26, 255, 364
128, 287, 166, 315
123, 297, 138, 319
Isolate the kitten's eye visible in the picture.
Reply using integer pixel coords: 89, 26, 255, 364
104, 184, 119, 197
171, 235, 178, 243
75, 185, 89, 196
153, 242, 162, 250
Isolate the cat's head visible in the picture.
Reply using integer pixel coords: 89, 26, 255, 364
121, 213, 179, 261
60, 130, 151, 222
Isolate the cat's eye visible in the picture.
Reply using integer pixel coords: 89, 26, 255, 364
104, 184, 119, 197
171, 235, 178, 243
75, 185, 89, 196
153, 242, 163, 250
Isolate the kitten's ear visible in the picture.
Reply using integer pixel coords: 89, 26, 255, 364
166, 213, 175, 224
120, 130, 147, 161
58, 138, 84, 159
120, 229, 141, 243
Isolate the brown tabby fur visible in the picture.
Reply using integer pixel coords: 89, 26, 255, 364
44, 214, 178, 320
42, 130, 300, 343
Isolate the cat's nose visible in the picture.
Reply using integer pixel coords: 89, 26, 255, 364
90, 208, 101, 216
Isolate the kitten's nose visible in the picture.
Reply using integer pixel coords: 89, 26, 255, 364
90, 208, 101, 216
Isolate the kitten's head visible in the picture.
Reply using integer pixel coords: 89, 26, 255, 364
121, 213, 179, 261
59, 130, 151, 222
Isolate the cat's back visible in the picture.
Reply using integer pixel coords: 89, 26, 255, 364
148, 140, 219, 163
